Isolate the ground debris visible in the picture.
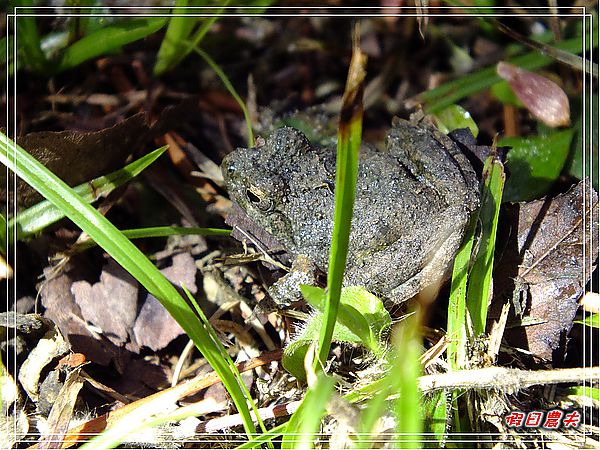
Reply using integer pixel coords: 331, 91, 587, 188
493, 180, 599, 362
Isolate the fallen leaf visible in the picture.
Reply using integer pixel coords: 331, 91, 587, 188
132, 253, 197, 351
71, 260, 139, 346
38, 367, 84, 450
112, 358, 171, 399
2, 113, 150, 208
495, 181, 599, 361
40, 259, 127, 366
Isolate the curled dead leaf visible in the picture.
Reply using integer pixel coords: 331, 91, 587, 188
2, 114, 151, 208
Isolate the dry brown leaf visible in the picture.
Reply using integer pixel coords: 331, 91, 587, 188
2, 114, 151, 208
40, 260, 127, 366
132, 253, 197, 351
71, 260, 138, 346
38, 368, 84, 450
496, 181, 598, 361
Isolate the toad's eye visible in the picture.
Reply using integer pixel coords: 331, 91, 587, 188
246, 187, 274, 212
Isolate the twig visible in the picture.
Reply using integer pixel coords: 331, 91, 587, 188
196, 401, 301, 433
196, 366, 600, 434
419, 366, 600, 394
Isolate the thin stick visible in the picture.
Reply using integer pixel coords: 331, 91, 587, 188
419, 366, 600, 394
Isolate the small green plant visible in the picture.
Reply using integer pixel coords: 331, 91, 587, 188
499, 129, 574, 202
15, 8, 167, 75
153, 1, 229, 76
282, 285, 391, 380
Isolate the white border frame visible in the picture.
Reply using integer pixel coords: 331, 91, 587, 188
4, 4, 598, 448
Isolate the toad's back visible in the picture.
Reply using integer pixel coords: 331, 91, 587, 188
222, 118, 479, 304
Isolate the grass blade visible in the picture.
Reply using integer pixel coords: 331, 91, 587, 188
155, 3, 230, 75
117, 226, 229, 240
315, 23, 367, 371
56, 18, 167, 73
11, 146, 168, 239
419, 33, 595, 113
70, 226, 230, 254
235, 423, 287, 449
15, 1, 49, 73
466, 155, 505, 336
446, 215, 478, 370
189, 44, 254, 147
494, 20, 598, 77
153, 0, 198, 76
282, 371, 336, 449
355, 387, 390, 449
184, 287, 270, 441
392, 311, 424, 449
422, 391, 448, 448
0, 132, 258, 439
575, 313, 600, 328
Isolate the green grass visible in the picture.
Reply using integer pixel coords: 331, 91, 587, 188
16, 13, 167, 75
153, 0, 201, 76
315, 28, 367, 372
282, 371, 336, 449
446, 215, 478, 370
0, 132, 263, 443
55, 18, 167, 73
419, 32, 596, 114
353, 312, 425, 448
441, 152, 505, 437
189, 43, 255, 147
392, 312, 424, 448
153, 1, 234, 76
15, 1, 49, 73
70, 226, 230, 254
466, 155, 505, 336
575, 313, 600, 328
10, 146, 168, 240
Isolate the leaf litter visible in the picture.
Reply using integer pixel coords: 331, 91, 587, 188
493, 180, 599, 362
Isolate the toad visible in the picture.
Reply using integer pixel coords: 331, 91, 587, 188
221, 116, 480, 307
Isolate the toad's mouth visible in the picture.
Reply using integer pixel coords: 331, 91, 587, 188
225, 201, 291, 265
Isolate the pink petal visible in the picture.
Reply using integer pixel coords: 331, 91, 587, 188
497, 61, 570, 128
